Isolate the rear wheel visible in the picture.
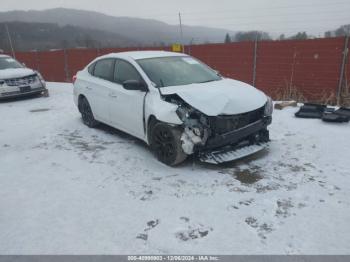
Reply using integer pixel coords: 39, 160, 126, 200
150, 122, 187, 166
79, 97, 99, 128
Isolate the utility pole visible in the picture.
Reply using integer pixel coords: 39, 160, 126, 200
337, 34, 349, 105
178, 12, 184, 53
5, 24, 16, 59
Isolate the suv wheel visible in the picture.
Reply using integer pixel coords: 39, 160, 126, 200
79, 97, 99, 128
150, 122, 187, 166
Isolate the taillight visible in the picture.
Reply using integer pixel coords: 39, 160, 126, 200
72, 75, 77, 84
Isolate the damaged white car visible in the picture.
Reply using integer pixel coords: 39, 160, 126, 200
0, 55, 47, 99
73, 51, 273, 166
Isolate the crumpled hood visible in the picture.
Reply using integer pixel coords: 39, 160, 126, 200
161, 78, 268, 116
0, 68, 36, 80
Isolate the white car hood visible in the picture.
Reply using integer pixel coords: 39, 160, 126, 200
161, 78, 268, 116
0, 68, 36, 80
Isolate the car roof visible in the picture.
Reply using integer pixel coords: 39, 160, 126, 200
0, 54, 10, 58
101, 51, 187, 60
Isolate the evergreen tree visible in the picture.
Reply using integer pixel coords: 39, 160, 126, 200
235, 31, 271, 42
289, 32, 308, 40
224, 33, 232, 43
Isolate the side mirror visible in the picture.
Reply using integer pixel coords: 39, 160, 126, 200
122, 80, 147, 91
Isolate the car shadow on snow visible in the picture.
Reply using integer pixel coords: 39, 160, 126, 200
78, 118, 270, 171
96, 124, 198, 168
0, 93, 44, 103
91, 121, 152, 155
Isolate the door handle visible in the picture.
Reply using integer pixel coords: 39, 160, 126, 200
109, 93, 118, 98
85, 86, 92, 90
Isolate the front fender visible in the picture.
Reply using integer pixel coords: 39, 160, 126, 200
145, 94, 183, 125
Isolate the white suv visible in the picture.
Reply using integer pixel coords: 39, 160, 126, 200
73, 51, 272, 166
0, 55, 47, 99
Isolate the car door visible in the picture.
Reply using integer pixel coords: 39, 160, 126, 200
86, 58, 115, 123
108, 59, 147, 139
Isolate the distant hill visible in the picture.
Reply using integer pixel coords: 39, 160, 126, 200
0, 8, 236, 47
0, 21, 139, 51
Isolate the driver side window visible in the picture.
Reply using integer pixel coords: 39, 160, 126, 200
114, 59, 142, 84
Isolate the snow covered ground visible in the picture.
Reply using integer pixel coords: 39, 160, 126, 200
0, 82, 350, 255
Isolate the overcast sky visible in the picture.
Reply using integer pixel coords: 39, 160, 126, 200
1, 0, 350, 36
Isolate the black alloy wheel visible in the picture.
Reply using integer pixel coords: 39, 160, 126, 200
151, 122, 187, 166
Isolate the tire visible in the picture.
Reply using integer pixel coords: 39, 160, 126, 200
79, 97, 99, 128
150, 122, 187, 166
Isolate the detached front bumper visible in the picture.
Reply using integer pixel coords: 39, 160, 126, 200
197, 116, 271, 164
199, 143, 268, 164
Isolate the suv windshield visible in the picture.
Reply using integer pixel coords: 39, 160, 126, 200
0, 57, 24, 70
137, 56, 221, 87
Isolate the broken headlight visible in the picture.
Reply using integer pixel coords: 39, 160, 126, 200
176, 105, 210, 150
264, 96, 273, 116
176, 106, 208, 134
176, 106, 189, 120
192, 127, 202, 137
35, 71, 46, 87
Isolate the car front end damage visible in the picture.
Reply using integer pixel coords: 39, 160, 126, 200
166, 95, 273, 164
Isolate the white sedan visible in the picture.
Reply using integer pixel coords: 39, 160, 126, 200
73, 51, 273, 166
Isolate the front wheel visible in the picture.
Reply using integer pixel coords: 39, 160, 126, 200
150, 122, 187, 166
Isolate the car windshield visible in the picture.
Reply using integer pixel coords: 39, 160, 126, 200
0, 57, 24, 70
137, 56, 221, 88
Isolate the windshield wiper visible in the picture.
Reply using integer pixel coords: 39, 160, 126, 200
196, 79, 217, 84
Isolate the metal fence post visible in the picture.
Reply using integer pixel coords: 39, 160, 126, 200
63, 49, 69, 82
337, 35, 349, 105
252, 33, 258, 86
36, 50, 40, 72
